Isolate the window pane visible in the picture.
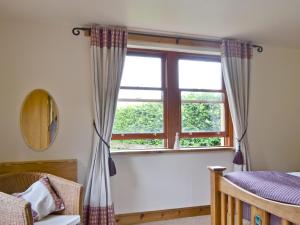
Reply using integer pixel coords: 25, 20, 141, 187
181, 91, 223, 102
121, 55, 162, 87
111, 139, 164, 150
119, 90, 162, 101
180, 137, 224, 147
113, 102, 163, 134
179, 59, 222, 90
181, 103, 225, 132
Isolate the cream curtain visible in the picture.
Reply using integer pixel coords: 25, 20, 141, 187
221, 39, 252, 171
84, 25, 127, 225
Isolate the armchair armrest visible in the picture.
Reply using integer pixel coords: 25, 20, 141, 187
0, 192, 33, 225
47, 174, 83, 220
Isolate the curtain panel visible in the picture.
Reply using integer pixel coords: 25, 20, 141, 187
221, 40, 252, 171
84, 25, 127, 225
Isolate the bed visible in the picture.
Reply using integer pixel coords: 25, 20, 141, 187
208, 166, 300, 225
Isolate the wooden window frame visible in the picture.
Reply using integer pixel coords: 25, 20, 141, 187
112, 48, 233, 149
176, 53, 232, 146
112, 49, 167, 145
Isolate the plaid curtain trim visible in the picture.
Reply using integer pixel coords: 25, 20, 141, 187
83, 205, 115, 225
91, 25, 127, 48
221, 39, 253, 59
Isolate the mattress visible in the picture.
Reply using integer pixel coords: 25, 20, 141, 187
239, 172, 300, 225
225, 171, 300, 225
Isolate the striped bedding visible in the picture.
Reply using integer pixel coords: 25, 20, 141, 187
225, 171, 300, 225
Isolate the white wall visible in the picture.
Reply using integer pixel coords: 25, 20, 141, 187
111, 151, 233, 214
249, 47, 300, 172
0, 20, 300, 214
0, 20, 92, 182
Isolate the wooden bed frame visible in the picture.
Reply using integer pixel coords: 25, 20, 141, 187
208, 166, 300, 225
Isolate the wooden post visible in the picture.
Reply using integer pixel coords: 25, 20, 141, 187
281, 220, 292, 225
251, 206, 270, 225
221, 193, 227, 225
236, 199, 243, 225
208, 166, 226, 225
228, 196, 235, 225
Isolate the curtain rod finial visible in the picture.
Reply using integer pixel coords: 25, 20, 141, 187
72, 28, 81, 36
253, 45, 263, 53
257, 46, 263, 53
72, 27, 91, 36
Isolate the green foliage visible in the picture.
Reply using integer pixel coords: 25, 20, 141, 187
113, 103, 163, 133
112, 93, 222, 149
180, 137, 221, 147
111, 139, 163, 150
182, 103, 221, 132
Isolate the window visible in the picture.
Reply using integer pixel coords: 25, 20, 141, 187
179, 58, 226, 147
112, 50, 233, 150
111, 53, 166, 150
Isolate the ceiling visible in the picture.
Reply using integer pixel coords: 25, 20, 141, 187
1, 0, 300, 48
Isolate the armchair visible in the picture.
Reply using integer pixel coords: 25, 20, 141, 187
0, 172, 83, 225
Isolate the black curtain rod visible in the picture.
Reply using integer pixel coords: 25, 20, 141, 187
72, 27, 263, 53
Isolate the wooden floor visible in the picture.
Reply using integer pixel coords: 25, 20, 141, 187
137, 216, 210, 225
137, 216, 251, 225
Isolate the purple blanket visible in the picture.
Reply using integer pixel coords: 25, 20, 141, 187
225, 171, 300, 224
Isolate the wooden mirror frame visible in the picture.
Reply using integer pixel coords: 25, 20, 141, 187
20, 89, 59, 151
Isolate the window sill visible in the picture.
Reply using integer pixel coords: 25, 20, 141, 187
111, 147, 235, 155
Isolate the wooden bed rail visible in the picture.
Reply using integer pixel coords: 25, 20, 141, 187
209, 166, 226, 225
208, 166, 300, 225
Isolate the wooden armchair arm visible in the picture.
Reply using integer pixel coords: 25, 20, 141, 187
0, 192, 33, 225
47, 174, 83, 220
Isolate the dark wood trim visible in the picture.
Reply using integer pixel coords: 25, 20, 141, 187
180, 132, 226, 138
127, 48, 167, 57
120, 86, 163, 90
182, 100, 224, 104
223, 79, 234, 146
176, 52, 221, 62
165, 52, 180, 148
112, 133, 165, 140
113, 48, 234, 148
118, 99, 162, 103
162, 54, 168, 148
115, 205, 210, 225
180, 88, 224, 93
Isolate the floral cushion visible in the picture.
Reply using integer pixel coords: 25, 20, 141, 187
13, 176, 64, 221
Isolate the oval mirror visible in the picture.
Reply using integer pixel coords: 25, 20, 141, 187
20, 89, 59, 151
